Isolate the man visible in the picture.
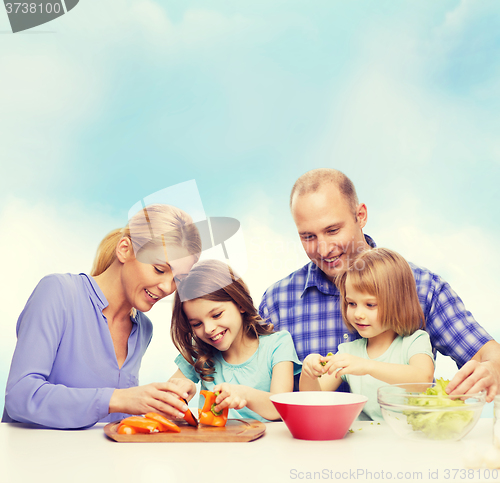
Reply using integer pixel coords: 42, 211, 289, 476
259, 168, 500, 400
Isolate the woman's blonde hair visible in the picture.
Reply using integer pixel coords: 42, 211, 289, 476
336, 248, 425, 336
90, 204, 202, 277
171, 259, 274, 381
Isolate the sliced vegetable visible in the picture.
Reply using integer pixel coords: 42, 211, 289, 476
199, 390, 228, 427
117, 424, 137, 435
117, 414, 180, 434
180, 398, 198, 427
118, 416, 161, 434
144, 412, 181, 433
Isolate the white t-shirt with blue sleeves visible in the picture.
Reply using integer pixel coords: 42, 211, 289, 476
175, 330, 302, 422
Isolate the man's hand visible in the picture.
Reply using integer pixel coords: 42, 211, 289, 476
447, 360, 498, 402
447, 341, 500, 402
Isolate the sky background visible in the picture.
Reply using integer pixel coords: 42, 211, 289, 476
1, 0, 499, 419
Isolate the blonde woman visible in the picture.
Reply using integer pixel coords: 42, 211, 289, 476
3, 204, 201, 429
299, 248, 435, 420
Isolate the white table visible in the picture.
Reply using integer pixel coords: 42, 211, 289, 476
0, 420, 498, 483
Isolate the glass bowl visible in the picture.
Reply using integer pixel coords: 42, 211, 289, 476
377, 383, 486, 442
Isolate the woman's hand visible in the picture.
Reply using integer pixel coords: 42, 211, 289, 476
109, 381, 193, 419
168, 377, 197, 401
212, 383, 248, 413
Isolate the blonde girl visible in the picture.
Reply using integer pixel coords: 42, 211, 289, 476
3, 204, 201, 429
171, 259, 302, 422
299, 248, 434, 420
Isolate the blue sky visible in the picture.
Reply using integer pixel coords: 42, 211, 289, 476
1, 0, 499, 416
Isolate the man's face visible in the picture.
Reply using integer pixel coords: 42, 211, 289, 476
291, 186, 369, 281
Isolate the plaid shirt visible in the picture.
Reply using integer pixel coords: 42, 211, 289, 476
259, 235, 492, 369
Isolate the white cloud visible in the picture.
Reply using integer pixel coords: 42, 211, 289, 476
238, 193, 308, 303
0, 45, 105, 192
330, 72, 437, 168
438, 0, 500, 40
0, 1, 270, 194
308, 0, 500, 173
57, 1, 261, 60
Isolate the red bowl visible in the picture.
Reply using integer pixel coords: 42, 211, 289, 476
270, 391, 368, 441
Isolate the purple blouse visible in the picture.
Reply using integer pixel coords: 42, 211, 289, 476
2, 273, 153, 429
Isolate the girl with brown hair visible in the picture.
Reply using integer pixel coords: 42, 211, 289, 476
170, 259, 301, 422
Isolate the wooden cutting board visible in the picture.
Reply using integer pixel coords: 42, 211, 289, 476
104, 418, 266, 443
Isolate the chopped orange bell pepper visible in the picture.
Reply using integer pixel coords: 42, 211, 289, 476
117, 424, 137, 435
199, 390, 228, 427
144, 412, 181, 433
118, 416, 161, 433
178, 397, 198, 427
117, 414, 181, 435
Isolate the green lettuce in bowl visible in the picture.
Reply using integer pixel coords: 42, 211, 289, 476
403, 379, 474, 440
378, 379, 486, 441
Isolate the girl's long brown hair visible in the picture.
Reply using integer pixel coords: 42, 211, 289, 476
336, 248, 425, 336
171, 259, 274, 381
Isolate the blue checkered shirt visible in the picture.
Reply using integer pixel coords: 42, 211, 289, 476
259, 235, 492, 369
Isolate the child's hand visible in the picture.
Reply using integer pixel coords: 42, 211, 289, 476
328, 353, 367, 378
212, 383, 247, 412
302, 353, 335, 379
167, 377, 197, 401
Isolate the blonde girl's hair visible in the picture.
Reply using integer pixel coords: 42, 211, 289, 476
336, 248, 425, 336
171, 259, 274, 382
90, 204, 202, 277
